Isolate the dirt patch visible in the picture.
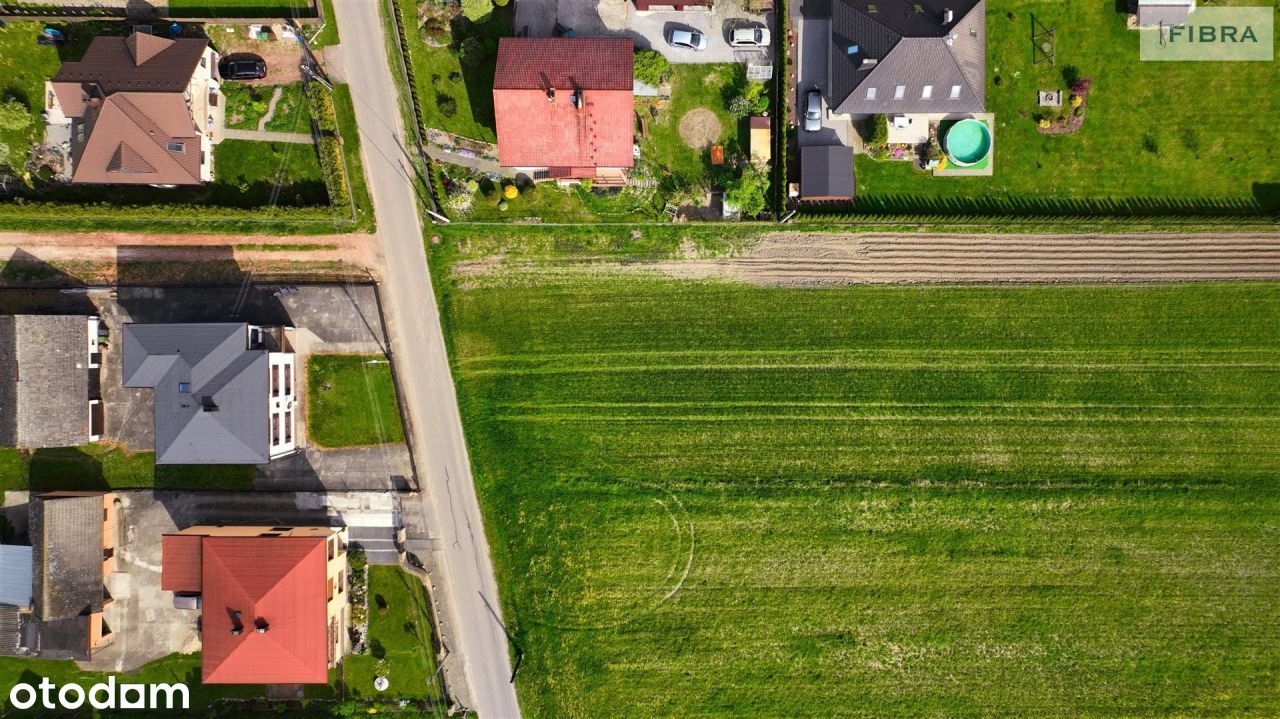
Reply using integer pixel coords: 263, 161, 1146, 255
452, 232, 1280, 286
678, 108, 722, 151
209, 25, 304, 84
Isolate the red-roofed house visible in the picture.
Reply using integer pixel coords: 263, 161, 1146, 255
493, 38, 635, 186
161, 526, 349, 684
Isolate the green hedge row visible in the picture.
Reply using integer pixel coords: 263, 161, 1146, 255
317, 135, 350, 209
306, 83, 351, 212
307, 82, 338, 135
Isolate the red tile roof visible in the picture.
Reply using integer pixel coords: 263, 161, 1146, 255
160, 534, 202, 592
493, 38, 635, 173
198, 537, 329, 685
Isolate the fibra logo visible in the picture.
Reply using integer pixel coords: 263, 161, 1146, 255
8, 676, 189, 711
1140, 7, 1275, 61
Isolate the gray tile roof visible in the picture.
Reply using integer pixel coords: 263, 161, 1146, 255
30, 493, 105, 622
0, 545, 33, 609
0, 605, 24, 656
800, 145, 856, 200
122, 323, 270, 464
0, 315, 91, 449
830, 0, 985, 115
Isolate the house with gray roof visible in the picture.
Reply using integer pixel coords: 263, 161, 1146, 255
28, 492, 117, 660
0, 315, 103, 449
122, 323, 296, 465
829, 0, 985, 116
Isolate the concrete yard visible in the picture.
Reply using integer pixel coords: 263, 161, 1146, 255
516, 0, 773, 64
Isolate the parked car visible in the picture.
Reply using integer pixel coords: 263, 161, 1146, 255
804, 88, 823, 132
667, 28, 708, 51
218, 53, 267, 81
173, 592, 202, 610
730, 26, 771, 47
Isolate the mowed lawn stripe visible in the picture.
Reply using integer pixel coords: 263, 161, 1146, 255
447, 278, 1280, 717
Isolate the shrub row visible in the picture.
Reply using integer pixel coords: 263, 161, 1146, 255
304, 83, 351, 211
307, 82, 338, 135
316, 135, 350, 209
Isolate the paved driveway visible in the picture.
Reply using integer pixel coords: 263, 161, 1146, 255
795, 14, 853, 147
516, 0, 773, 64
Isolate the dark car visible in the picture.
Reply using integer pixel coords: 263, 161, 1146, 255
218, 53, 266, 81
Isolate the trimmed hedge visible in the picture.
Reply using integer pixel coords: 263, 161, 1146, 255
307, 82, 338, 135
316, 135, 350, 209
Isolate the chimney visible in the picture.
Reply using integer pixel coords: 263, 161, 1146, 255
255, 618, 269, 634
942, 8, 954, 23
861, 57, 878, 69
573, 89, 584, 110
546, 87, 555, 103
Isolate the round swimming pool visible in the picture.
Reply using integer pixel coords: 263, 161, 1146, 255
944, 119, 992, 167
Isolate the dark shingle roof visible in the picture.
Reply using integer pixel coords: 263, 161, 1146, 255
122, 323, 270, 465
800, 145, 856, 200
30, 494, 105, 622
830, 0, 985, 114
0, 315, 90, 449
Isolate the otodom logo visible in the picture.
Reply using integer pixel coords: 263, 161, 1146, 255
1140, 7, 1275, 61
8, 676, 189, 711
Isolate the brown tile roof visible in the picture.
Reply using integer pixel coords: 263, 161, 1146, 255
160, 534, 203, 593
53, 34, 208, 186
493, 38, 633, 91
71, 92, 201, 185
53, 35, 208, 95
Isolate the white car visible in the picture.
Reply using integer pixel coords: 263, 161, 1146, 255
667, 28, 708, 51
730, 26, 771, 47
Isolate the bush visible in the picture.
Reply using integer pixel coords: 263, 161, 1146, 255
460, 37, 486, 69
755, 94, 770, 113
306, 83, 338, 134
633, 49, 670, 87
461, 0, 492, 21
1070, 76, 1094, 95
503, 184, 518, 199
725, 165, 769, 217
728, 95, 754, 120
483, 37, 498, 56
866, 114, 889, 146
317, 136, 351, 208
437, 94, 458, 117
495, 0, 509, 5
0, 99, 31, 132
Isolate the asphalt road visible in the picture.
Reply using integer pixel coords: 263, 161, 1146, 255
328, 1, 522, 716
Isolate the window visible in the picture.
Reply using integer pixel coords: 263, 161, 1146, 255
949, 85, 962, 100
922, 85, 933, 99
178, 382, 190, 393
866, 87, 877, 100
893, 85, 905, 100
166, 141, 185, 153
328, 539, 335, 560
914, 3, 923, 11
867, 3, 876, 12
338, 572, 344, 594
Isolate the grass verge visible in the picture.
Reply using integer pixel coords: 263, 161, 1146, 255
1, 444, 255, 490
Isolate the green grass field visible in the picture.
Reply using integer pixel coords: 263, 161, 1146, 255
854, 0, 1280, 213
445, 274, 1280, 718
0, 23, 61, 171
307, 354, 406, 447
168, 0, 314, 18
0, 445, 254, 491
344, 566, 443, 701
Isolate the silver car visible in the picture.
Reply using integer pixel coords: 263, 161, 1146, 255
668, 28, 708, 51
804, 89, 822, 132
730, 26, 771, 47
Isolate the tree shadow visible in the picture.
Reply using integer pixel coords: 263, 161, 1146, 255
28, 447, 109, 491
1254, 183, 1280, 215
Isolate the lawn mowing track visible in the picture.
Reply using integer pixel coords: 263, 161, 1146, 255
445, 276, 1280, 718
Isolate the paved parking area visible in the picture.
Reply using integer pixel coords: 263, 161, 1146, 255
516, 0, 773, 64
84, 490, 401, 673
795, 12, 854, 147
